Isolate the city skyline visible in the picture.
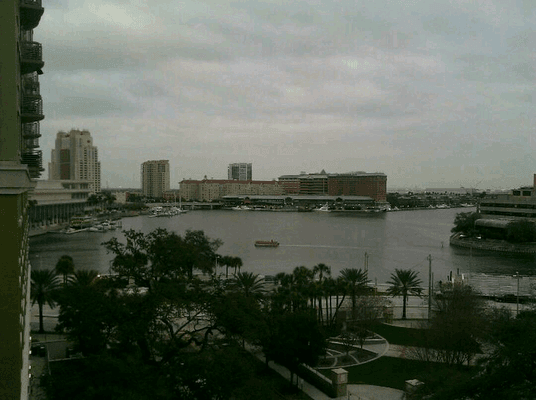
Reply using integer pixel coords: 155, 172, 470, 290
36, 1, 536, 190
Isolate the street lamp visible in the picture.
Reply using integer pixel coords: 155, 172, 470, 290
514, 272, 521, 315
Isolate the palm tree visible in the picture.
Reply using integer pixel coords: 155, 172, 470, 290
313, 264, 331, 323
55, 255, 75, 286
386, 269, 423, 320
218, 255, 232, 278
31, 269, 59, 333
340, 268, 369, 319
231, 272, 266, 299
231, 256, 243, 275
71, 269, 99, 287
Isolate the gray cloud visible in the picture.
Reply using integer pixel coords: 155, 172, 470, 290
36, 0, 536, 189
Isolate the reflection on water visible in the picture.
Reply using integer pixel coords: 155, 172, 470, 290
29, 208, 536, 284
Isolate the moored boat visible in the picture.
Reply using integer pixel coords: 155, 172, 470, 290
254, 240, 279, 247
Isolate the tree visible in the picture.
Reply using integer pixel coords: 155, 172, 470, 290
231, 272, 266, 300
230, 256, 243, 275
506, 219, 536, 243
71, 269, 99, 287
55, 254, 75, 286
348, 295, 390, 348
55, 284, 119, 356
429, 283, 486, 366
313, 263, 331, 323
451, 211, 481, 235
386, 269, 423, 320
340, 268, 369, 319
261, 309, 326, 386
103, 228, 222, 285
183, 229, 223, 278
31, 269, 59, 333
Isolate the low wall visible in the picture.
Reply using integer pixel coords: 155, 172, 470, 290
449, 234, 536, 254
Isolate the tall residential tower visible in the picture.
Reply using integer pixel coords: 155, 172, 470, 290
49, 129, 101, 193
141, 160, 170, 198
0, 0, 45, 398
228, 163, 252, 181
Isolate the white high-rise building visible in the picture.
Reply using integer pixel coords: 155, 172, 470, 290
141, 160, 170, 198
49, 129, 101, 193
228, 163, 252, 181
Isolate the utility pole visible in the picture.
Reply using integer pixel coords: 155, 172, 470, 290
428, 254, 432, 320
364, 252, 369, 278
514, 271, 520, 315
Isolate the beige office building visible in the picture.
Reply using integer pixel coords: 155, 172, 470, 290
0, 0, 45, 398
49, 129, 101, 193
141, 160, 170, 198
180, 179, 283, 202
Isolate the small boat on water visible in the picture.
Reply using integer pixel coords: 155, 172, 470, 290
314, 203, 331, 212
254, 240, 279, 247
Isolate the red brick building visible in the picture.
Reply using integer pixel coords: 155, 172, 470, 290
328, 173, 387, 201
278, 172, 387, 202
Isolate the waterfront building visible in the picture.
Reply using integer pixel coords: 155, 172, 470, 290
228, 163, 252, 180
222, 195, 377, 209
179, 179, 284, 202
28, 180, 91, 232
328, 172, 387, 202
0, 0, 45, 398
480, 174, 536, 220
141, 160, 170, 199
277, 171, 387, 202
49, 129, 101, 193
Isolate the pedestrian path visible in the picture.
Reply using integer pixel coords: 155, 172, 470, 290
249, 342, 405, 400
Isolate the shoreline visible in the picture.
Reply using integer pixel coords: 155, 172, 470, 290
449, 232, 536, 255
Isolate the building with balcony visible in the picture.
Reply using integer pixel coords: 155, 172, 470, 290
277, 171, 387, 202
228, 163, 252, 180
0, 0, 45, 398
49, 129, 101, 193
179, 179, 284, 202
141, 160, 170, 199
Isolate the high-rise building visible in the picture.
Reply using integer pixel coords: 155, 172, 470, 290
0, 0, 45, 398
228, 163, 252, 181
141, 160, 170, 198
49, 129, 101, 193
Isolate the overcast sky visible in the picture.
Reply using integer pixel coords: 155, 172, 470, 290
37, 0, 536, 190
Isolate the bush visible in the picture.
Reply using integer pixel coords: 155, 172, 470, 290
506, 219, 536, 243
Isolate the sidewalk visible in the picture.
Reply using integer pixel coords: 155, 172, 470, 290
249, 343, 405, 400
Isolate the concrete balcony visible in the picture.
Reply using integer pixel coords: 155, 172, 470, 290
21, 95, 44, 123
20, 0, 44, 30
21, 41, 44, 75
21, 150, 43, 179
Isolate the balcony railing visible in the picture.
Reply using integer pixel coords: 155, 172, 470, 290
22, 122, 41, 139
20, 0, 44, 31
21, 41, 44, 75
21, 95, 44, 122
23, 72, 40, 95
21, 150, 43, 179
24, 137, 40, 149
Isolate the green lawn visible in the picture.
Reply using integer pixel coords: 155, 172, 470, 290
345, 356, 474, 391
371, 323, 428, 347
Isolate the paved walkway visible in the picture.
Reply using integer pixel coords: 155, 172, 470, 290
249, 341, 405, 400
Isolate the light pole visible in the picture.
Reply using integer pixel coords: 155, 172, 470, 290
215, 255, 220, 278
514, 272, 520, 315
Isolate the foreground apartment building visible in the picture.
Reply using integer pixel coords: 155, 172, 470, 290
0, 0, 45, 398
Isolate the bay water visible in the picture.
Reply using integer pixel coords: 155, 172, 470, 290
29, 208, 536, 285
